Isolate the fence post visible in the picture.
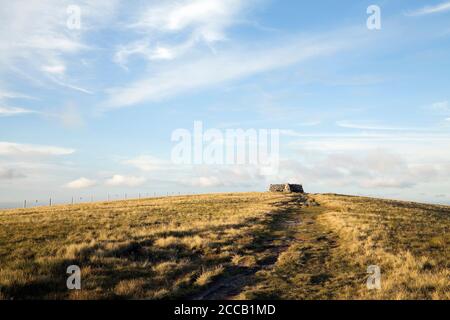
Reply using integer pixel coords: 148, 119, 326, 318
24, 200, 27, 208
49, 198, 52, 206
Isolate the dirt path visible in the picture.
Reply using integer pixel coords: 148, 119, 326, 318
191, 194, 320, 300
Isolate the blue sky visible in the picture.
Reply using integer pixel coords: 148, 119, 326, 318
1, 0, 450, 207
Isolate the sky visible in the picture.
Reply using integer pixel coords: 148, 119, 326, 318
1, 0, 450, 208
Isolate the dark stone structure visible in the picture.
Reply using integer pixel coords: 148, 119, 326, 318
269, 183, 304, 193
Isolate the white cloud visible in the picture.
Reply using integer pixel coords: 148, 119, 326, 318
132, 0, 245, 35
105, 32, 350, 108
0, 88, 37, 117
188, 176, 224, 187
0, 106, 36, 117
274, 148, 450, 191
124, 155, 167, 172
105, 174, 146, 187
0, 0, 119, 92
122, 153, 269, 189
0, 142, 75, 156
115, 0, 251, 66
114, 42, 176, 67
0, 90, 35, 100
41, 64, 66, 75
406, 1, 450, 16
288, 132, 450, 162
279, 130, 450, 194
65, 177, 97, 189
179, 164, 267, 188
0, 2, 82, 66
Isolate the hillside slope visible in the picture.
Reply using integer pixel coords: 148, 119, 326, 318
0, 192, 448, 300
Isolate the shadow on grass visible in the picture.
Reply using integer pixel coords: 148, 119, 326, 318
189, 194, 307, 300
0, 195, 307, 300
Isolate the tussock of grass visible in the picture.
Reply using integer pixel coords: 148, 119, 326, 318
231, 255, 258, 268
114, 278, 147, 297
195, 266, 225, 287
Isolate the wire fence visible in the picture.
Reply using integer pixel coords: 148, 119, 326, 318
1, 191, 194, 210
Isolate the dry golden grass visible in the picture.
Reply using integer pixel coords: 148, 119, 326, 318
240, 194, 449, 300
315, 194, 450, 299
0, 192, 285, 299
0, 192, 448, 300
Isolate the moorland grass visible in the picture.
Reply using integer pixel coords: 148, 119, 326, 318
0, 192, 448, 300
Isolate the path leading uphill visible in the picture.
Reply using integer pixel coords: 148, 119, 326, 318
191, 194, 337, 300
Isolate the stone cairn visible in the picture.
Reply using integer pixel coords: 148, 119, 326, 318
269, 183, 304, 193
268, 183, 319, 206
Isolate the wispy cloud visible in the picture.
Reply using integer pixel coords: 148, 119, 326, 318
0, 106, 36, 117
48, 76, 94, 94
0, 0, 118, 93
406, 1, 450, 16
336, 120, 430, 132
104, 30, 355, 109
0, 90, 35, 100
130, 0, 246, 37
0, 142, 75, 157
0, 88, 37, 116
115, 0, 252, 66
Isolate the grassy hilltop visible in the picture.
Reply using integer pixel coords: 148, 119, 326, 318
0, 192, 448, 300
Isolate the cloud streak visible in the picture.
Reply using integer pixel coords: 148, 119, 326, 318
406, 1, 450, 16
0, 142, 75, 157
335, 120, 431, 132
115, 0, 252, 66
0, 106, 36, 117
104, 30, 355, 109
0, 0, 119, 93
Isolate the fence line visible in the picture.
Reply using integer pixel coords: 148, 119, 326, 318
15, 191, 193, 210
